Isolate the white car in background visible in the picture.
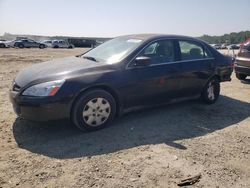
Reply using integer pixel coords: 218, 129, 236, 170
52, 40, 74, 48
0, 40, 17, 48
41, 40, 74, 49
210, 44, 221, 50
41, 40, 53, 47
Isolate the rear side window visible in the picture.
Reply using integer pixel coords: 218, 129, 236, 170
179, 40, 211, 60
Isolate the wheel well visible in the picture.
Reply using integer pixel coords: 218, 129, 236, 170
213, 75, 221, 82
202, 75, 221, 91
70, 85, 121, 119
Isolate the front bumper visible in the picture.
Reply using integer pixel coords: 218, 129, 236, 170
235, 65, 250, 76
9, 91, 72, 121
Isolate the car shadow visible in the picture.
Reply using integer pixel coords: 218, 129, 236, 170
13, 96, 250, 159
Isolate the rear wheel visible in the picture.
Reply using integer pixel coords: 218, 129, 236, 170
18, 44, 24, 48
72, 90, 116, 131
236, 73, 247, 80
201, 77, 220, 104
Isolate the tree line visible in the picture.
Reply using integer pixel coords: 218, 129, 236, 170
199, 31, 250, 44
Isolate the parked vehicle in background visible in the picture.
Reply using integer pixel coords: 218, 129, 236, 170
0, 40, 9, 48
10, 34, 233, 131
235, 41, 250, 80
240, 38, 250, 48
227, 44, 240, 50
41, 40, 52, 47
0, 40, 6, 48
52, 40, 74, 49
210, 44, 221, 50
0, 40, 17, 48
220, 44, 227, 49
14, 39, 47, 49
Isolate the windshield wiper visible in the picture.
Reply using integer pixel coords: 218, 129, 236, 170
83, 56, 98, 62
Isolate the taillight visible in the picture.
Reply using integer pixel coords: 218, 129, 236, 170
230, 57, 235, 68
230, 62, 234, 68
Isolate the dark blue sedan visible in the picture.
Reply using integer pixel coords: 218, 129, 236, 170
10, 34, 233, 131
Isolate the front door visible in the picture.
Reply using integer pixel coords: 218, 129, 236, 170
125, 39, 181, 107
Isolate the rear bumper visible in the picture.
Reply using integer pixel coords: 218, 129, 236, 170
9, 91, 72, 121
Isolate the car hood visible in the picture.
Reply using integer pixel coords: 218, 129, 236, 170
15, 56, 109, 87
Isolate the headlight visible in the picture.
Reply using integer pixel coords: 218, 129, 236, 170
22, 80, 65, 97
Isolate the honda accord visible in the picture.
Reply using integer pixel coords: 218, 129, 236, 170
10, 34, 233, 131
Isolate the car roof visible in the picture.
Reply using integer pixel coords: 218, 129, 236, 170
120, 34, 201, 42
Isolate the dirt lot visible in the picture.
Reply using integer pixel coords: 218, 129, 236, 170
0, 48, 249, 188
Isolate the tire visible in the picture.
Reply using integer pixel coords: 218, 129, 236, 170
39, 44, 45, 49
53, 45, 59, 48
72, 90, 116, 131
18, 44, 24, 48
68, 45, 73, 49
0, 44, 5, 48
201, 77, 220, 104
236, 73, 247, 80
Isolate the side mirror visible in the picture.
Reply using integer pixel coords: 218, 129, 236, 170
134, 56, 151, 67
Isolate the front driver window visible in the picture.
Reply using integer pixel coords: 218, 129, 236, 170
139, 40, 175, 65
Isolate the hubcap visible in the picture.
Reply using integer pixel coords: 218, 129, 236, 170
82, 98, 111, 126
207, 82, 215, 100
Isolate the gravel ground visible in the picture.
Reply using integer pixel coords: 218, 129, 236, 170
0, 48, 249, 188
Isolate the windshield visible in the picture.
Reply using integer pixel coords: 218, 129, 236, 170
82, 37, 143, 64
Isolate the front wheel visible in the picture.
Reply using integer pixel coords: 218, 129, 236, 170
236, 73, 247, 80
72, 90, 116, 131
0, 44, 5, 48
39, 44, 45, 49
201, 78, 220, 104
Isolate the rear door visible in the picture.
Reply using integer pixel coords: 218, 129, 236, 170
125, 39, 182, 107
177, 40, 215, 97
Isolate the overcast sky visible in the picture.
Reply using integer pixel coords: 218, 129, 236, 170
0, 0, 249, 37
